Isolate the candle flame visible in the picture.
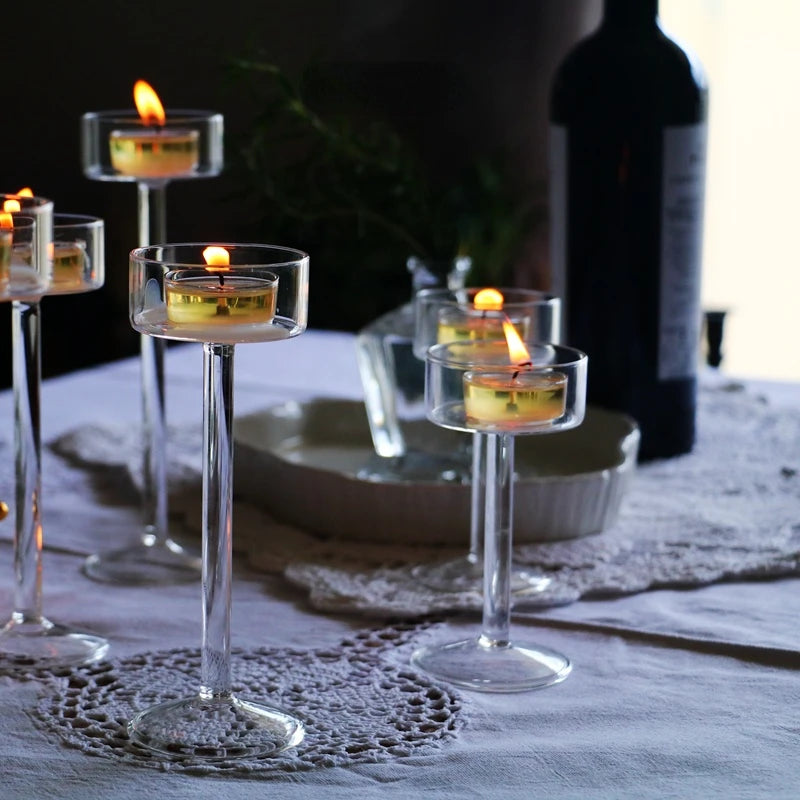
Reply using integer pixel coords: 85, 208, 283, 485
133, 79, 166, 127
0, 212, 13, 228
16, 187, 33, 197
474, 288, 504, 311
203, 246, 230, 272
3, 199, 20, 213
503, 320, 531, 366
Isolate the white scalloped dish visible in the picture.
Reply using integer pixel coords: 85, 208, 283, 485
233, 398, 639, 545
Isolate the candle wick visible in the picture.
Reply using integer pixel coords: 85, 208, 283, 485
512, 361, 532, 381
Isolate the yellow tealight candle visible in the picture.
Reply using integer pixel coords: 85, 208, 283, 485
0, 227, 11, 288
437, 308, 506, 344
0, 211, 34, 296
459, 318, 567, 430
436, 288, 529, 345
463, 370, 567, 429
50, 241, 87, 290
164, 271, 278, 327
110, 129, 199, 178
109, 79, 200, 179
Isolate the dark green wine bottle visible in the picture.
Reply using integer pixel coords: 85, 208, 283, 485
549, 0, 708, 459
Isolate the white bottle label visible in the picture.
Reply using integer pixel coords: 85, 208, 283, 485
659, 123, 707, 380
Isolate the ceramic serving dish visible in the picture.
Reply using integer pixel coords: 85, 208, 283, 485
233, 398, 639, 545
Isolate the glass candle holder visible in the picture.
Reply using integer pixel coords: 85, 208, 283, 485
412, 339, 587, 692
81, 110, 224, 186
81, 104, 223, 586
0, 193, 53, 288
0, 215, 45, 302
414, 288, 561, 360
0, 201, 110, 672
128, 243, 308, 759
48, 213, 105, 295
412, 288, 561, 596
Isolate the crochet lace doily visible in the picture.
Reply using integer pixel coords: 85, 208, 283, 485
31, 622, 462, 775
51, 381, 800, 617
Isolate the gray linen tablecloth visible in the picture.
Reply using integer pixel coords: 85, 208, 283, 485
0, 330, 798, 799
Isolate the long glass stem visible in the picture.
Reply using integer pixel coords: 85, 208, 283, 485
128, 338, 303, 757
468, 432, 486, 566
137, 182, 169, 544
11, 299, 43, 622
200, 342, 235, 700
136, 182, 167, 247
480, 432, 513, 647
140, 330, 167, 540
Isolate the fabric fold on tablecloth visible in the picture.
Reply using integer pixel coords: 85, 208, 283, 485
48, 380, 800, 623
520, 613, 800, 668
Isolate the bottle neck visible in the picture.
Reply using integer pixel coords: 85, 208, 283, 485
602, 0, 659, 29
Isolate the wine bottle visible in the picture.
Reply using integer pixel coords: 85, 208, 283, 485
549, 0, 708, 459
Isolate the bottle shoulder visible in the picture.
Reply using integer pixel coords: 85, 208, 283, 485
550, 25, 707, 124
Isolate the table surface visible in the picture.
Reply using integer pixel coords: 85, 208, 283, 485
0, 329, 798, 800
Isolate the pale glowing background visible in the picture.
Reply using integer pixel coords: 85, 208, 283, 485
660, 0, 800, 380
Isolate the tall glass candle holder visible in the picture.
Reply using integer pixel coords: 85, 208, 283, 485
413, 287, 560, 596
0, 202, 109, 671
81, 94, 223, 585
413, 337, 586, 691
128, 243, 308, 759
0, 215, 45, 302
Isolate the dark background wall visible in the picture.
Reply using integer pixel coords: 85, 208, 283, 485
1, 0, 597, 386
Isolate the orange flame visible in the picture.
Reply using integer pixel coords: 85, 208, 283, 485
3, 199, 20, 213
474, 288, 504, 311
133, 80, 166, 126
16, 187, 33, 197
203, 246, 230, 272
0, 212, 13, 228
502, 320, 531, 366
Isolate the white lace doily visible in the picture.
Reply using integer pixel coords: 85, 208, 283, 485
31, 622, 462, 775
51, 382, 800, 617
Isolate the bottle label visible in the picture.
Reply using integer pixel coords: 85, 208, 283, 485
659, 123, 707, 380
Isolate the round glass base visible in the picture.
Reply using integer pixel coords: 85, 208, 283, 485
412, 555, 551, 596
411, 636, 571, 692
128, 694, 305, 760
0, 615, 109, 671
356, 449, 471, 484
83, 536, 201, 586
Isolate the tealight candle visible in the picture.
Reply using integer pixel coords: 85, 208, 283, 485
164, 270, 278, 327
50, 241, 87, 290
109, 80, 199, 179
460, 318, 566, 430
0, 226, 11, 289
110, 129, 199, 178
0, 213, 45, 301
436, 288, 530, 345
437, 307, 505, 344
463, 369, 567, 429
